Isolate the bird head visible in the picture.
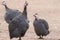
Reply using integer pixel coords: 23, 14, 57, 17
24, 1, 28, 6
33, 13, 38, 17
33, 13, 39, 20
2, 1, 6, 6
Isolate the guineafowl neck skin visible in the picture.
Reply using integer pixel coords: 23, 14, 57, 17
22, 4, 27, 19
34, 15, 38, 21
35, 18, 38, 21
4, 5, 9, 10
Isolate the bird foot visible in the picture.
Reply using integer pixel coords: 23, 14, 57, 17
19, 39, 21, 40
19, 37, 21, 40
39, 37, 43, 39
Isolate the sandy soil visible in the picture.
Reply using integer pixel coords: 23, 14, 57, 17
0, 0, 60, 40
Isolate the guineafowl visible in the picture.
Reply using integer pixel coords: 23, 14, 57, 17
8, 1, 29, 40
33, 13, 49, 39
2, 1, 21, 24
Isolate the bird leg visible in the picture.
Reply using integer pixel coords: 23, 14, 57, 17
19, 37, 21, 40
39, 35, 43, 39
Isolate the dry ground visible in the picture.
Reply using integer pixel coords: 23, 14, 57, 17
0, 0, 60, 40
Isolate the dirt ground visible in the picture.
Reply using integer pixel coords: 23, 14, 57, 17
0, 0, 60, 40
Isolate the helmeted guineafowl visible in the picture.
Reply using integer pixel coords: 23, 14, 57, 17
2, 1, 21, 24
8, 1, 29, 40
33, 13, 49, 39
